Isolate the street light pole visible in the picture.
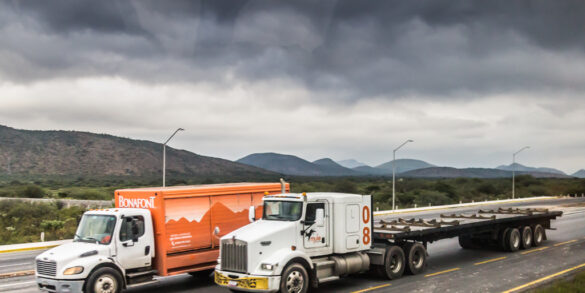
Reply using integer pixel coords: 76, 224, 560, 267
393, 139, 414, 210
163, 128, 185, 187
512, 146, 530, 199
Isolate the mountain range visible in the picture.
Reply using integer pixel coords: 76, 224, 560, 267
0, 125, 274, 180
0, 125, 579, 180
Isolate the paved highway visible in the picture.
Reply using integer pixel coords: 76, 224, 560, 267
1, 197, 584, 293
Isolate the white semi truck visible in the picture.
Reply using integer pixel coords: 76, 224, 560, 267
214, 192, 562, 293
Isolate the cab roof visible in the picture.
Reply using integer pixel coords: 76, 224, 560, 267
264, 192, 366, 203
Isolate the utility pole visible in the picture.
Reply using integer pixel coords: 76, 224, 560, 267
163, 128, 184, 187
393, 139, 413, 210
512, 146, 530, 199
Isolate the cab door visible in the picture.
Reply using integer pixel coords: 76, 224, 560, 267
302, 201, 328, 249
116, 215, 152, 269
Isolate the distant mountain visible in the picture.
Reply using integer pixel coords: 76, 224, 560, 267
0, 125, 275, 180
376, 159, 435, 173
237, 153, 359, 176
401, 167, 572, 179
572, 169, 585, 178
353, 165, 391, 175
496, 163, 566, 175
337, 159, 367, 169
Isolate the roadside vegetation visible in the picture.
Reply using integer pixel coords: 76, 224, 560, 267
531, 270, 585, 293
0, 175, 583, 245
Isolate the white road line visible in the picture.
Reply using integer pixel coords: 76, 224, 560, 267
0, 262, 32, 268
0, 281, 37, 288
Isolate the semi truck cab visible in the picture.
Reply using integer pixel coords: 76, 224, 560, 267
36, 208, 155, 293
214, 192, 372, 292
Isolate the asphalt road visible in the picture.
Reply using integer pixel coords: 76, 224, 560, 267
1, 196, 584, 293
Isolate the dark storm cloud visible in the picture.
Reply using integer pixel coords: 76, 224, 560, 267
1, 0, 584, 99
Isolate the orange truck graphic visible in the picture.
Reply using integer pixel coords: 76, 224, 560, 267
115, 182, 289, 277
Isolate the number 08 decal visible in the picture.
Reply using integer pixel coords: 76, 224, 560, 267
362, 206, 371, 245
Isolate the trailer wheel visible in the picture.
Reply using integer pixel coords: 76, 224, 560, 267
520, 226, 532, 249
85, 267, 122, 293
404, 242, 427, 275
279, 263, 308, 293
532, 225, 545, 247
498, 228, 510, 251
458, 235, 474, 249
379, 245, 405, 280
506, 228, 521, 252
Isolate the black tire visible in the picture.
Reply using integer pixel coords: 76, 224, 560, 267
506, 228, 521, 252
498, 228, 510, 251
532, 225, 545, 247
279, 263, 309, 293
404, 242, 427, 275
459, 235, 474, 249
189, 269, 214, 280
520, 226, 532, 249
379, 245, 405, 280
85, 267, 123, 293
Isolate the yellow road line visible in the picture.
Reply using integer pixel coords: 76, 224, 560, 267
501, 262, 585, 293
0, 245, 59, 254
351, 284, 391, 293
425, 267, 460, 277
0, 270, 35, 280
521, 246, 549, 255
474, 256, 507, 265
553, 239, 577, 247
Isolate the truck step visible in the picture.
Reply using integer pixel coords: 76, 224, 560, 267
126, 279, 159, 288
126, 269, 158, 279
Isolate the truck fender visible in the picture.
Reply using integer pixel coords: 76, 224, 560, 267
265, 249, 313, 276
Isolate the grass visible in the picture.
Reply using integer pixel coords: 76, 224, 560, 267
531, 270, 585, 293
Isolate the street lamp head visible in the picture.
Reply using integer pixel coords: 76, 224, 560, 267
408, 139, 414, 142
178, 128, 185, 131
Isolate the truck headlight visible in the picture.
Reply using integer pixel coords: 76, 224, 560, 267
63, 266, 84, 275
261, 263, 276, 271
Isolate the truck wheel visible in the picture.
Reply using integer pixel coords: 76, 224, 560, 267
459, 235, 474, 249
506, 228, 521, 252
85, 267, 122, 293
532, 225, 545, 247
379, 245, 405, 280
404, 242, 427, 275
280, 263, 308, 293
498, 228, 510, 251
520, 226, 532, 249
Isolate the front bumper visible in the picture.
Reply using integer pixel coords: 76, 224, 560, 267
36, 276, 84, 293
215, 270, 280, 292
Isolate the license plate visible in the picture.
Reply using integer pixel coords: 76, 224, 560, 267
215, 272, 268, 290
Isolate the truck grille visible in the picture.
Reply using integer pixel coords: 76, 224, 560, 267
36, 260, 57, 277
221, 239, 247, 273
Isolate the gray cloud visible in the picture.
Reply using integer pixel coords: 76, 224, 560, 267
1, 0, 584, 99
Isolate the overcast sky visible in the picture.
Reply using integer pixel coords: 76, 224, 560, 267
1, 1, 584, 173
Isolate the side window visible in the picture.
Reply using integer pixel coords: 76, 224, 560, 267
120, 216, 145, 242
305, 203, 325, 223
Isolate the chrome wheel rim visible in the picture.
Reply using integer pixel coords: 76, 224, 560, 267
94, 274, 117, 293
412, 251, 423, 268
286, 270, 304, 293
390, 254, 402, 273
536, 230, 543, 243
512, 233, 520, 248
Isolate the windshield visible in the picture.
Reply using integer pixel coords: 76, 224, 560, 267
74, 215, 116, 244
262, 201, 303, 221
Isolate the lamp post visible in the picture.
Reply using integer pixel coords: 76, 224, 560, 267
393, 139, 414, 210
512, 146, 530, 199
163, 128, 184, 187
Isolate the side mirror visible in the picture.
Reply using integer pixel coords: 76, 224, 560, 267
315, 209, 324, 227
214, 226, 220, 236
248, 206, 256, 223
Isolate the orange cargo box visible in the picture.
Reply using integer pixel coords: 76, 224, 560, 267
115, 182, 289, 276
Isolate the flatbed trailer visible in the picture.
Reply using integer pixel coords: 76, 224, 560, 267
368, 207, 563, 278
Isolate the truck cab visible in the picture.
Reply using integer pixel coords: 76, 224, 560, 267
214, 192, 372, 293
36, 208, 155, 293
